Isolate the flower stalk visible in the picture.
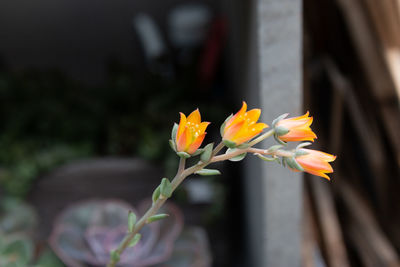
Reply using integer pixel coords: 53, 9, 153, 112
107, 103, 336, 266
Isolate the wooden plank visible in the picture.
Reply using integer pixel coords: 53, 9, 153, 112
338, 180, 400, 267
308, 178, 350, 267
302, 187, 327, 267
335, 0, 398, 101
324, 60, 389, 208
381, 104, 400, 168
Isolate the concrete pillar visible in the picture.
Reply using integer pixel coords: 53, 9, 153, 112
243, 0, 303, 266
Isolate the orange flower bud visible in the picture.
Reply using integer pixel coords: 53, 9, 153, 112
294, 149, 336, 180
275, 112, 317, 142
175, 109, 210, 155
222, 101, 268, 145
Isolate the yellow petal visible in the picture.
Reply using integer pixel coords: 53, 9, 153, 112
225, 101, 247, 130
177, 112, 187, 139
245, 109, 261, 124
177, 127, 188, 152
279, 129, 317, 142
304, 149, 336, 162
198, 122, 210, 134
187, 109, 201, 124
187, 133, 206, 154
224, 120, 245, 141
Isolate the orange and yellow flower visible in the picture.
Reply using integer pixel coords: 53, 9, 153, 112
294, 149, 336, 180
175, 109, 210, 154
222, 101, 268, 145
275, 112, 317, 142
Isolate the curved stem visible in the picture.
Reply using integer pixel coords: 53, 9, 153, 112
108, 144, 226, 266
107, 137, 291, 266
212, 141, 225, 156
247, 129, 275, 147
211, 147, 294, 163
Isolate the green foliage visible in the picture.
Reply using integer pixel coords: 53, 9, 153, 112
160, 178, 173, 198
128, 211, 136, 233
127, 234, 141, 248
0, 67, 227, 198
147, 214, 169, 223
195, 169, 221, 176
34, 248, 65, 267
0, 235, 33, 266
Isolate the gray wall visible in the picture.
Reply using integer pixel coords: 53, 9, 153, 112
225, 0, 303, 266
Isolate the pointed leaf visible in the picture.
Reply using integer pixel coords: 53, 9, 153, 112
272, 113, 289, 127
110, 250, 120, 262
295, 149, 309, 157
160, 178, 172, 198
226, 148, 247, 162
128, 234, 141, 247
237, 143, 250, 149
200, 143, 214, 162
195, 169, 221, 176
273, 134, 287, 145
152, 186, 161, 203
128, 211, 136, 232
267, 144, 283, 152
220, 114, 233, 136
223, 140, 237, 148
274, 126, 289, 136
192, 148, 204, 156
177, 151, 191, 158
285, 157, 304, 171
256, 153, 279, 163
171, 123, 178, 141
296, 142, 312, 149
147, 214, 169, 223
169, 139, 176, 151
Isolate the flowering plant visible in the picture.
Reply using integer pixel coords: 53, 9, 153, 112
107, 101, 336, 266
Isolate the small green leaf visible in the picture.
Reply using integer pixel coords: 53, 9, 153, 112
273, 134, 287, 145
200, 143, 214, 162
160, 178, 172, 198
267, 144, 283, 152
110, 250, 120, 262
295, 149, 309, 157
169, 139, 176, 151
195, 169, 221, 176
171, 123, 178, 141
285, 157, 304, 171
226, 148, 247, 162
220, 114, 233, 136
152, 186, 161, 203
223, 140, 237, 148
147, 214, 169, 223
272, 113, 289, 127
237, 143, 250, 149
274, 126, 289, 136
177, 151, 191, 158
128, 234, 141, 247
192, 148, 204, 156
296, 142, 312, 149
256, 153, 280, 163
128, 211, 136, 232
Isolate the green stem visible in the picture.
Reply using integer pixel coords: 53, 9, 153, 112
212, 141, 225, 156
247, 129, 275, 147
211, 147, 294, 163
107, 144, 226, 266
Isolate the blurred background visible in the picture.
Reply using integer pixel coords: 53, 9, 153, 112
0, 0, 399, 266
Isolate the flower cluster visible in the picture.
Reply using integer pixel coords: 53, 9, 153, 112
109, 100, 337, 266
172, 101, 335, 180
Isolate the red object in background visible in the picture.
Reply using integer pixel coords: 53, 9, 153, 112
198, 18, 227, 88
